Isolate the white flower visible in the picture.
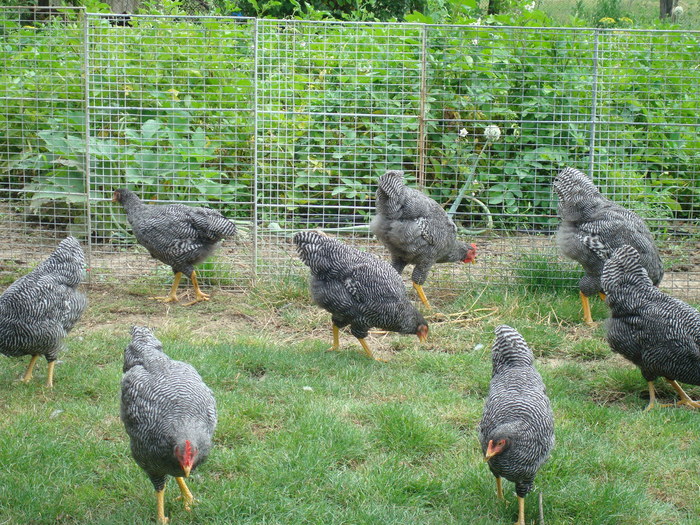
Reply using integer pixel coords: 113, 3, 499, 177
483, 124, 502, 142
471, 38, 479, 46
672, 5, 684, 16
459, 128, 468, 137
524, 1, 536, 12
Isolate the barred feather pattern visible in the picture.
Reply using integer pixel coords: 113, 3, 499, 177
554, 167, 663, 297
370, 170, 475, 285
602, 246, 700, 386
120, 326, 217, 492
293, 231, 427, 339
114, 189, 236, 277
0, 236, 87, 363
478, 325, 554, 498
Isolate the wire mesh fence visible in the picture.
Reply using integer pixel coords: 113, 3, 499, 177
2, 7, 699, 300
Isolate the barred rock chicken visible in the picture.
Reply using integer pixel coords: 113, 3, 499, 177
0, 236, 87, 388
554, 167, 663, 324
602, 245, 700, 411
121, 326, 217, 524
293, 230, 428, 361
370, 170, 477, 309
113, 189, 236, 305
479, 325, 555, 525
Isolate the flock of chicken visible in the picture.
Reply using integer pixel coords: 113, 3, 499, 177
1, 166, 699, 524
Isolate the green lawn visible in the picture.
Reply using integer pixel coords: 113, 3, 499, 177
1, 284, 699, 524
537, 0, 700, 27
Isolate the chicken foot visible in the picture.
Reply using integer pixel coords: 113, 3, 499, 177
580, 291, 594, 325
21, 354, 40, 383
644, 380, 700, 410
328, 324, 340, 352
182, 271, 210, 306
664, 379, 700, 409
356, 338, 387, 362
153, 272, 183, 303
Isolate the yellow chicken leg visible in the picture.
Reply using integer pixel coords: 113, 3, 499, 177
183, 271, 210, 306
154, 272, 182, 303
175, 477, 195, 511
580, 291, 594, 325
21, 354, 40, 383
412, 282, 432, 310
328, 324, 340, 352
515, 495, 526, 525
496, 477, 504, 500
156, 488, 169, 524
644, 381, 658, 412
46, 361, 55, 388
665, 379, 700, 409
357, 338, 387, 362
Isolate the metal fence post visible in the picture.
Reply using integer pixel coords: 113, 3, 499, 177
82, 8, 93, 281
252, 17, 260, 286
587, 28, 600, 179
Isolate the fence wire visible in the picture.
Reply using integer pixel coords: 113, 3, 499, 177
1, 8, 699, 300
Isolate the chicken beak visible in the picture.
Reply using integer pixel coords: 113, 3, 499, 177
182, 465, 192, 477
484, 440, 499, 462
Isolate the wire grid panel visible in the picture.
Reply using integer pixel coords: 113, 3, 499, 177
0, 7, 89, 281
85, 14, 256, 290
422, 25, 601, 290
253, 20, 425, 278
592, 29, 700, 299
2, 11, 700, 299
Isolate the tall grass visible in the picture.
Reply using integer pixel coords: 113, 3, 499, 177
0, 286, 699, 524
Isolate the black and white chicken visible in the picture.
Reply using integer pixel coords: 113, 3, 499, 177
0, 236, 87, 387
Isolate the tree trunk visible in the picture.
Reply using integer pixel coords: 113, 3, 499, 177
660, 0, 674, 18
487, 0, 503, 15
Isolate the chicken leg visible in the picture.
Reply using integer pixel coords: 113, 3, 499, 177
412, 282, 431, 310
328, 324, 340, 352
21, 354, 39, 383
46, 361, 55, 388
496, 476, 504, 500
515, 495, 526, 525
175, 476, 195, 511
156, 488, 169, 524
183, 271, 210, 306
356, 338, 387, 362
665, 379, 700, 409
154, 272, 183, 303
580, 291, 594, 325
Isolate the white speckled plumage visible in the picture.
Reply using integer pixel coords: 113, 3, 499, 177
602, 245, 700, 398
479, 325, 554, 499
113, 188, 236, 282
293, 230, 427, 341
554, 167, 663, 298
120, 326, 217, 493
0, 236, 87, 382
370, 170, 476, 287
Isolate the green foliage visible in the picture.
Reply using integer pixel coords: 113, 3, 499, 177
1, 8, 699, 237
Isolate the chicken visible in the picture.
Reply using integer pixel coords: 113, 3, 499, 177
112, 189, 236, 305
370, 170, 477, 309
479, 325, 555, 525
602, 245, 700, 411
293, 230, 428, 361
554, 167, 663, 324
120, 326, 217, 524
0, 236, 87, 388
